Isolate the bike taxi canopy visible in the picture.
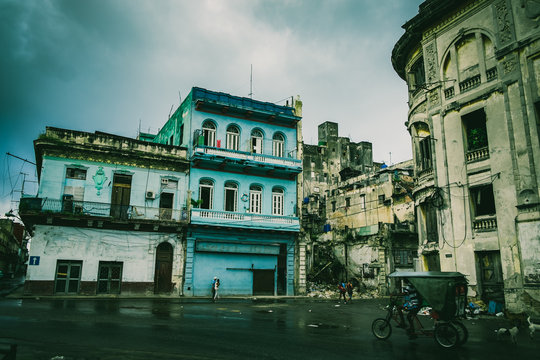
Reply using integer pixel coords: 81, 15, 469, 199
389, 271, 468, 320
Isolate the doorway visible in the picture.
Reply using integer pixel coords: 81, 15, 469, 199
154, 242, 173, 294
97, 262, 123, 294
159, 192, 174, 220
476, 251, 504, 304
110, 173, 132, 220
253, 269, 274, 296
54, 260, 82, 294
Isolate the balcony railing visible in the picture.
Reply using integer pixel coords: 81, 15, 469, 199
444, 87, 455, 99
473, 216, 497, 232
486, 67, 498, 82
191, 208, 300, 231
193, 146, 302, 168
459, 74, 481, 93
466, 147, 489, 163
20, 198, 188, 223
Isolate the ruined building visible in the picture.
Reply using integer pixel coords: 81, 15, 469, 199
393, 0, 540, 313
301, 122, 417, 293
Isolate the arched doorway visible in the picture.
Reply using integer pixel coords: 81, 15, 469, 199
154, 242, 173, 294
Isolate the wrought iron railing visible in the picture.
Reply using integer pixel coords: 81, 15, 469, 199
20, 197, 188, 222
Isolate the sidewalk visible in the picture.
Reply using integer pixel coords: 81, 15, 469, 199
0, 274, 25, 297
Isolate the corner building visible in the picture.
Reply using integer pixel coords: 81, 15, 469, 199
393, 0, 540, 313
154, 88, 302, 296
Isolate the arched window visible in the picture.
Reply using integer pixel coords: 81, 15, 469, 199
202, 120, 216, 147
224, 181, 238, 212
251, 129, 263, 154
226, 125, 239, 151
199, 179, 214, 209
249, 185, 262, 214
272, 133, 284, 157
272, 187, 284, 216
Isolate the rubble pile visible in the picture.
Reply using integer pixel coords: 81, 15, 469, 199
306, 281, 380, 299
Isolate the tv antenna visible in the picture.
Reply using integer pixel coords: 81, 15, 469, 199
249, 64, 253, 99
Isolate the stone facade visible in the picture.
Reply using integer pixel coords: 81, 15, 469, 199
392, 0, 540, 314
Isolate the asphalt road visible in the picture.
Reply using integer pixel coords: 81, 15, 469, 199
0, 297, 538, 360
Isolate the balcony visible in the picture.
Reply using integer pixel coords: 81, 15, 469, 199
466, 147, 489, 163
192, 145, 302, 178
19, 197, 188, 232
473, 216, 497, 232
191, 208, 300, 232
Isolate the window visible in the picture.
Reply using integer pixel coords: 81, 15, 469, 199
378, 194, 385, 205
251, 129, 263, 154
470, 184, 496, 217
179, 124, 184, 145
272, 133, 284, 157
202, 121, 216, 147
97, 262, 123, 294
332, 201, 336, 212
249, 185, 262, 213
345, 197, 351, 207
224, 181, 238, 212
272, 187, 284, 216
359, 194, 366, 210
423, 202, 438, 243
66, 168, 87, 180
226, 125, 240, 151
54, 260, 82, 294
463, 109, 488, 152
199, 179, 214, 209
159, 192, 174, 220
169, 135, 174, 145
393, 250, 414, 266
419, 136, 432, 171
410, 57, 425, 91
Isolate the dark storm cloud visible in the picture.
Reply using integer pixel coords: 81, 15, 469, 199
0, 0, 423, 214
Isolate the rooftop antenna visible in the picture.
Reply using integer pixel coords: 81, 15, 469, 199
168, 104, 174, 119
389, 152, 392, 166
178, 90, 182, 104
249, 64, 253, 99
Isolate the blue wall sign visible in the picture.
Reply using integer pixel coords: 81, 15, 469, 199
29, 256, 40, 266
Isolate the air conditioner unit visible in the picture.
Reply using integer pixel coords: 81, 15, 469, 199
146, 191, 155, 199
161, 178, 169, 185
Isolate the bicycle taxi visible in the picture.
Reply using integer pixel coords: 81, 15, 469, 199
372, 271, 468, 348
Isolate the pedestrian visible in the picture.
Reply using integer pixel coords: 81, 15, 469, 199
212, 277, 220, 302
338, 281, 347, 303
346, 281, 353, 302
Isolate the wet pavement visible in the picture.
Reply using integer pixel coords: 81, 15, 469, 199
0, 295, 538, 360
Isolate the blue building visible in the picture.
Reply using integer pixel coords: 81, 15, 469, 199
153, 87, 302, 296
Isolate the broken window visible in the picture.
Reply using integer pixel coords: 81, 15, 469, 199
463, 109, 488, 152
393, 250, 415, 266
66, 167, 87, 180
470, 184, 496, 217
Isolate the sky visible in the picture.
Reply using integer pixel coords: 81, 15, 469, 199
0, 0, 424, 216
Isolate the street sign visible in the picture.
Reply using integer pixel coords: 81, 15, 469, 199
29, 256, 40, 266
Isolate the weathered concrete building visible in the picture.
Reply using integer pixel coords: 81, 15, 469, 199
20, 127, 189, 295
301, 122, 417, 293
0, 219, 27, 276
393, 0, 540, 313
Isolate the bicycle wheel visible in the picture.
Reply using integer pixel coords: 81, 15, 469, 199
451, 320, 468, 345
372, 318, 392, 340
434, 323, 459, 348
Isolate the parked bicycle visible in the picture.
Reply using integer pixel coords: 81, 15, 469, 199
372, 271, 469, 348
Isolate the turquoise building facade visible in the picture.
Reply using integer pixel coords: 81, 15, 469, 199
154, 87, 302, 296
